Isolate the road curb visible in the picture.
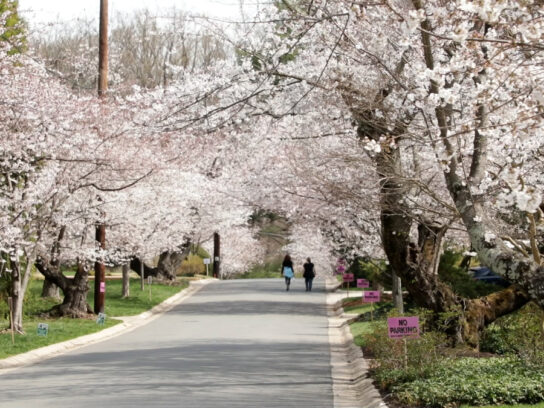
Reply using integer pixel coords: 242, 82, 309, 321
0, 279, 213, 375
326, 278, 389, 408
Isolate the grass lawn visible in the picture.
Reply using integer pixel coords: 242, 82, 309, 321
89, 277, 188, 316
0, 276, 189, 359
349, 320, 377, 347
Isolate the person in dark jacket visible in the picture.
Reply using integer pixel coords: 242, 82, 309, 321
282, 254, 295, 291
303, 258, 315, 292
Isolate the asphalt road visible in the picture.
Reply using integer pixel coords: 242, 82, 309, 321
1, 279, 333, 408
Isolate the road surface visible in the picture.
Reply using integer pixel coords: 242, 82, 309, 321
1, 279, 334, 407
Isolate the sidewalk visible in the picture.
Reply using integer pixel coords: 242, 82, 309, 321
326, 278, 389, 408
0, 279, 214, 375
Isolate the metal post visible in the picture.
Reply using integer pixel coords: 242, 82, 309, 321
94, 224, 106, 314
98, 0, 109, 97
213, 232, 220, 279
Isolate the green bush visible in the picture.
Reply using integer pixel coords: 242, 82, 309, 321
481, 302, 544, 365
439, 250, 502, 298
237, 260, 282, 279
178, 254, 205, 276
364, 316, 448, 389
346, 257, 390, 289
393, 357, 544, 407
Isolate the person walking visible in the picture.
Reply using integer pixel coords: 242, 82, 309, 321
282, 254, 295, 291
303, 258, 315, 292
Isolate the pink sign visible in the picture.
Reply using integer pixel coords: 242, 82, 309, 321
342, 273, 354, 282
357, 279, 370, 288
100, 282, 106, 293
387, 317, 420, 339
363, 291, 380, 303
336, 265, 346, 273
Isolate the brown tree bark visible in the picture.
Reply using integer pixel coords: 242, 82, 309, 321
410, 0, 544, 310
130, 244, 191, 282
122, 263, 130, 298
41, 278, 60, 299
35, 259, 92, 317
351, 102, 530, 346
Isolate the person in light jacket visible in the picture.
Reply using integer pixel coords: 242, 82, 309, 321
282, 254, 295, 291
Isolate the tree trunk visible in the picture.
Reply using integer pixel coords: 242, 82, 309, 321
9, 250, 38, 333
41, 278, 60, 299
36, 259, 92, 317
409, 0, 544, 309
122, 263, 130, 298
10, 258, 23, 333
130, 245, 191, 282
356, 120, 529, 347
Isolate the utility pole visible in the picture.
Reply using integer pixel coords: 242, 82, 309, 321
94, 0, 108, 314
98, 0, 109, 97
94, 225, 106, 314
213, 232, 221, 279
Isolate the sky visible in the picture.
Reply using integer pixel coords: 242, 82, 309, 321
18, 0, 256, 25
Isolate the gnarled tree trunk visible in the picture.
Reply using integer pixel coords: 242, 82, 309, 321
41, 278, 60, 299
36, 259, 92, 318
356, 117, 530, 347
130, 244, 191, 282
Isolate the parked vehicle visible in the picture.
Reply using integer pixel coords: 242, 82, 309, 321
469, 266, 510, 287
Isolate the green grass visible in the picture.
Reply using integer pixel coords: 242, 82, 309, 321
349, 320, 377, 347
89, 278, 188, 316
0, 316, 119, 359
237, 260, 283, 279
342, 296, 382, 314
0, 277, 189, 359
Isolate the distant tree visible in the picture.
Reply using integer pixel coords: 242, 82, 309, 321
0, 0, 25, 53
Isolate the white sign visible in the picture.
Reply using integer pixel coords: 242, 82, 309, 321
37, 323, 49, 336
203, 258, 211, 265
96, 313, 106, 325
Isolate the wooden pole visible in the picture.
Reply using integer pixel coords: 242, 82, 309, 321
94, 0, 109, 315
140, 259, 144, 291
213, 232, 220, 279
98, 0, 109, 97
94, 224, 106, 314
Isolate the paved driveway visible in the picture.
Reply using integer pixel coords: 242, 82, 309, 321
1, 279, 333, 408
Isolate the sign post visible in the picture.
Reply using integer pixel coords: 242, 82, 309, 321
203, 258, 211, 276
357, 279, 370, 305
363, 290, 380, 320
357, 279, 370, 288
387, 316, 420, 368
148, 275, 152, 300
342, 273, 354, 296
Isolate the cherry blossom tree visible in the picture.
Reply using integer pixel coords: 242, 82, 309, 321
181, 0, 543, 344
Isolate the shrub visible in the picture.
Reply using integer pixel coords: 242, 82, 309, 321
364, 315, 448, 389
178, 254, 205, 276
439, 250, 502, 298
481, 302, 544, 366
393, 356, 544, 407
